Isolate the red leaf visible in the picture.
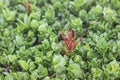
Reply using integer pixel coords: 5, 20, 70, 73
74, 32, 76, 41
72, 40, 78, 50
68, 29, 72, 40
61, 33, 66, 40
60, 28, 79, 55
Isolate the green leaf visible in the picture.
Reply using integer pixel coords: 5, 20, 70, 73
67, 63, 82, 78
35, 57, 43, 64
14, 35, 25, 47
38, 64, 48, 78
29, 62, 35, 72
52, 42, 58, 51
4, 74, 14, 80
24, 14, 30, 24
104, 60, 120, 78
52, 55, 66, 69
2, 7, 16, 21
17, 72, 30, 80
8, 55, 17, 63
91, 68, 103, 78
73, 55, 82, 63
38, 22, 48, 32
43, 76, 50, 80
70, 18, 82, 30
28, 30, 34, 38
30, 70, 38, 80
103, 7, 117, 22
31, 19, 39, 29
79, 10, 87, 20
19, 60, 28, 70
88, 4, 102, 19
42, 39, 49, 49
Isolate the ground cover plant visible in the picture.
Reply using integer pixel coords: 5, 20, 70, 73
0, 0, 120, 80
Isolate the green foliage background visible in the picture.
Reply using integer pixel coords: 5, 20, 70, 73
0, 0, 120, 80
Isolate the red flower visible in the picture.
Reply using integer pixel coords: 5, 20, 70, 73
60, 29, 78, 55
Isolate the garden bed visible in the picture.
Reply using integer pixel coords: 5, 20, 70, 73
0, 0, 120, 80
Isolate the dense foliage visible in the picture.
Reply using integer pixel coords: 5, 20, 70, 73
0, 0, 120, 80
